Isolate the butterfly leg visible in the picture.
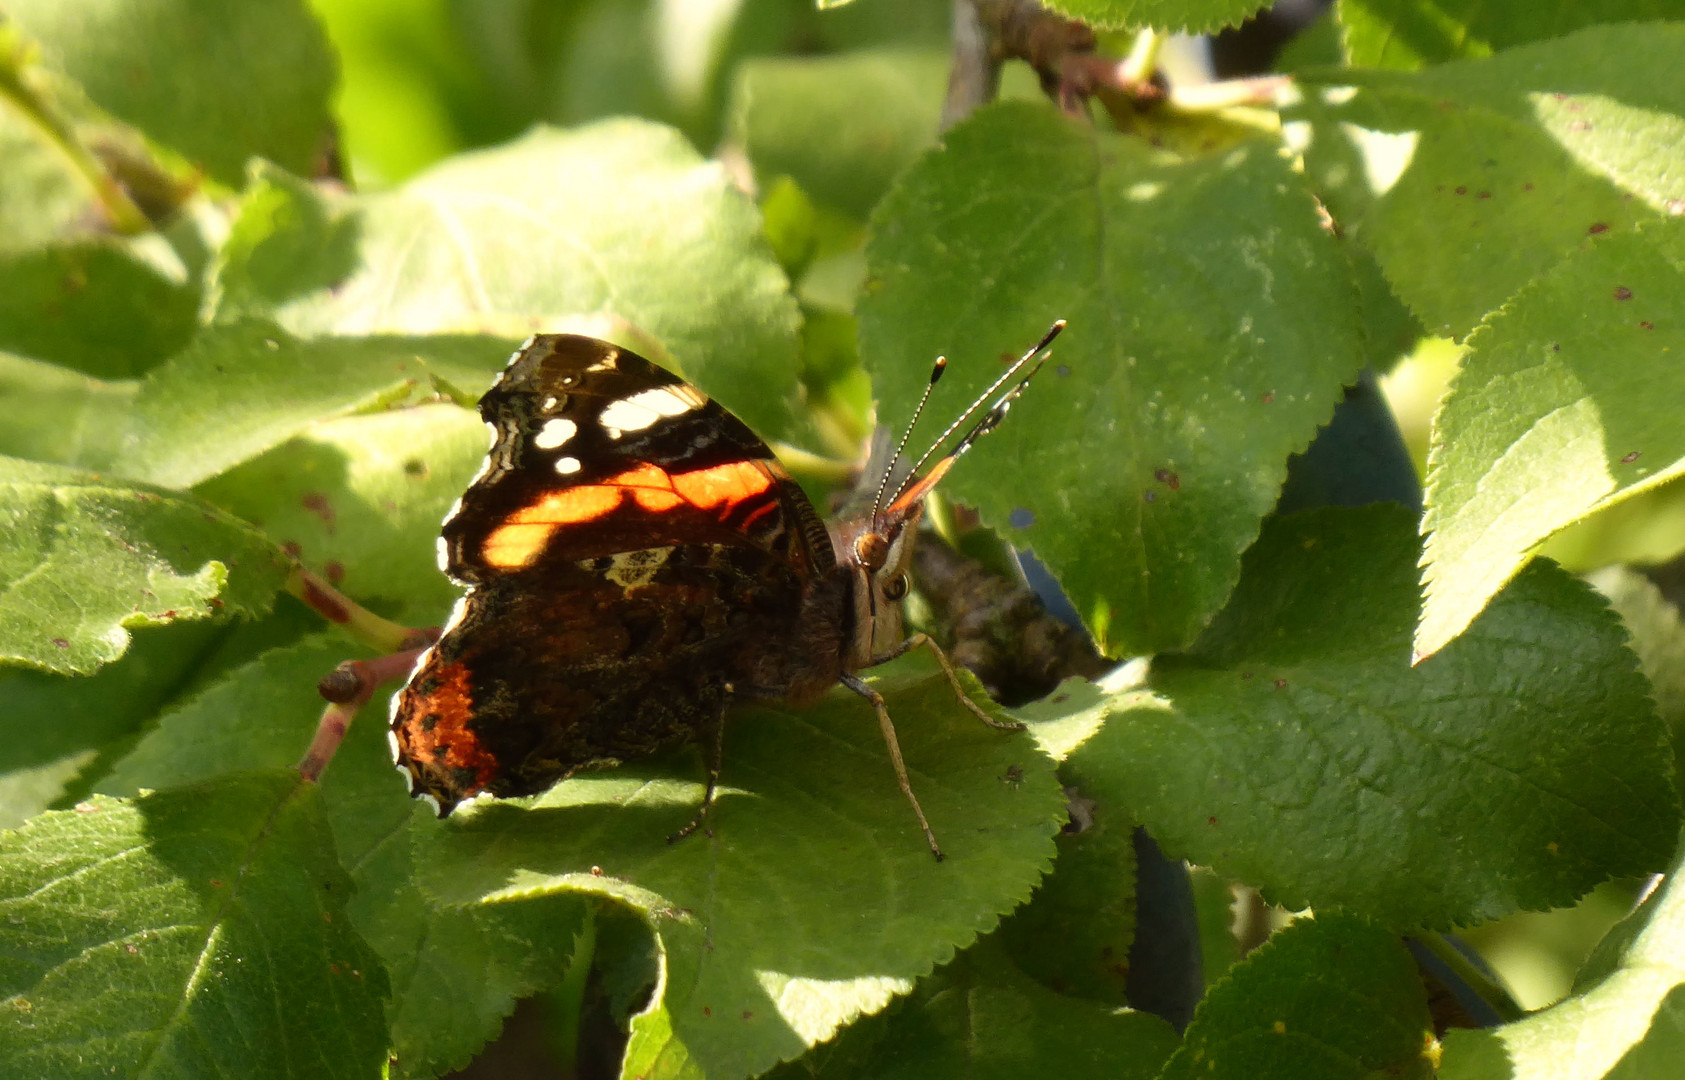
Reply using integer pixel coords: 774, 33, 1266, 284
301, 643, 435, 781
667, 706, 728, 845
874, 632, 1027, 732
840, 672, 944, 861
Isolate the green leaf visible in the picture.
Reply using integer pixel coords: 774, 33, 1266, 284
0, 351, 135, 467
214, 126, 806, 442
1338, 0, 1685, 69
195, 404, 489, 627
996, 783, 1137, 1005
95, 634, 594, 1076
5, 0, 337, 186
0, 63, 101, 250
1415, 219, 1685, 659
0, 457, 288, 675
1440, 829, 1685, 1080
205, 162, 361, 326
0, 238, 199, 378
860, 102, 1363, 656
1037, 0, 1273, 34
729, 49, 949, 219
765, 938, 1178, 1079
119, 320, 510, 489
0, 771, 390, 1079
1593, 568, 1685, 770
1294, 23, 1685, 337
1159, 913, 1434, 1080
0, 619, 231, 828
412, 659, 1067, 1080
1067, 504, 1678, 928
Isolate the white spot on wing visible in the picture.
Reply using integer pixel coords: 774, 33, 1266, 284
599, 386, 703, 433
533, 418, 578, 449
585, 348, 621, 372
556, 456, 582, 475
541, 395, 559, 411
435, 535, 450, 572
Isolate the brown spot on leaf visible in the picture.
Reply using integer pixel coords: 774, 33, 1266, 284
1614, 286, 1633, 301
1274, 678, 1288, 689
1621, 451, 1641, 464
324, 561, 346, 584
1476, 191, 1491, 199
1208, 816, 1218, 826
301, 492, 337, 531
1588, 222, 1608, 235
51, 637, 69, 649
280, 540, 303, 559
1640, 321, 1654, 330
1454, 186, 1467, 195
1153, 467, 1181, 490
1262, 391, 1275, 404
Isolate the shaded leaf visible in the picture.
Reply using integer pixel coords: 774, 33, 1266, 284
1159, 913, 1434, 1080
1416, 218, 1685, 659
861, 102, 1363, 656
0, 238, 199, 378
0, 457, 288, 674
0, 772, 389, 1079
730, 49, 950, 219
413, 659, 1066, 1080
1593, 567, 1685, 769
5, 0, 337, 186
1338, 0, 1685, 69
214, 126, 806, 442
1067, 504, 1678, 928
194, 404, 489, 627
96, 634, 592, 1077
996, 783, 1137, 1005
1295, 23, 1685, 336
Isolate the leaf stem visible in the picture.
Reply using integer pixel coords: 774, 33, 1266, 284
0, 26, 151, 235
285, 564, 425, 654
1413, 930, 1526, 1024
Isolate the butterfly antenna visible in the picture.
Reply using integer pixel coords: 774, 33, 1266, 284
886, 320, 1065, 511
869, 355, 947, 526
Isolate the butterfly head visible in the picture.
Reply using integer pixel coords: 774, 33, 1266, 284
837, 320, 1065, 670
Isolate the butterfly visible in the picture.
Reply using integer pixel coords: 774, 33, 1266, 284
381, 323, 1063, 858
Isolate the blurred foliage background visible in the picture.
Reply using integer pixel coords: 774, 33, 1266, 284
301, 0, 1675, 1054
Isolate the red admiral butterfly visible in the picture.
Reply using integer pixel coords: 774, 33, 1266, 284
370, 323, 1061, 859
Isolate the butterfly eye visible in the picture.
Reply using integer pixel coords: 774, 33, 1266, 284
882, 574, 909, 601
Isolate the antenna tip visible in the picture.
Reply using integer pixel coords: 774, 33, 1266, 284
930, 356, 947, 383
1051, 318, 1067, 331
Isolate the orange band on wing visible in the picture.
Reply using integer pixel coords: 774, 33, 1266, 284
480, 460, 780, 569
